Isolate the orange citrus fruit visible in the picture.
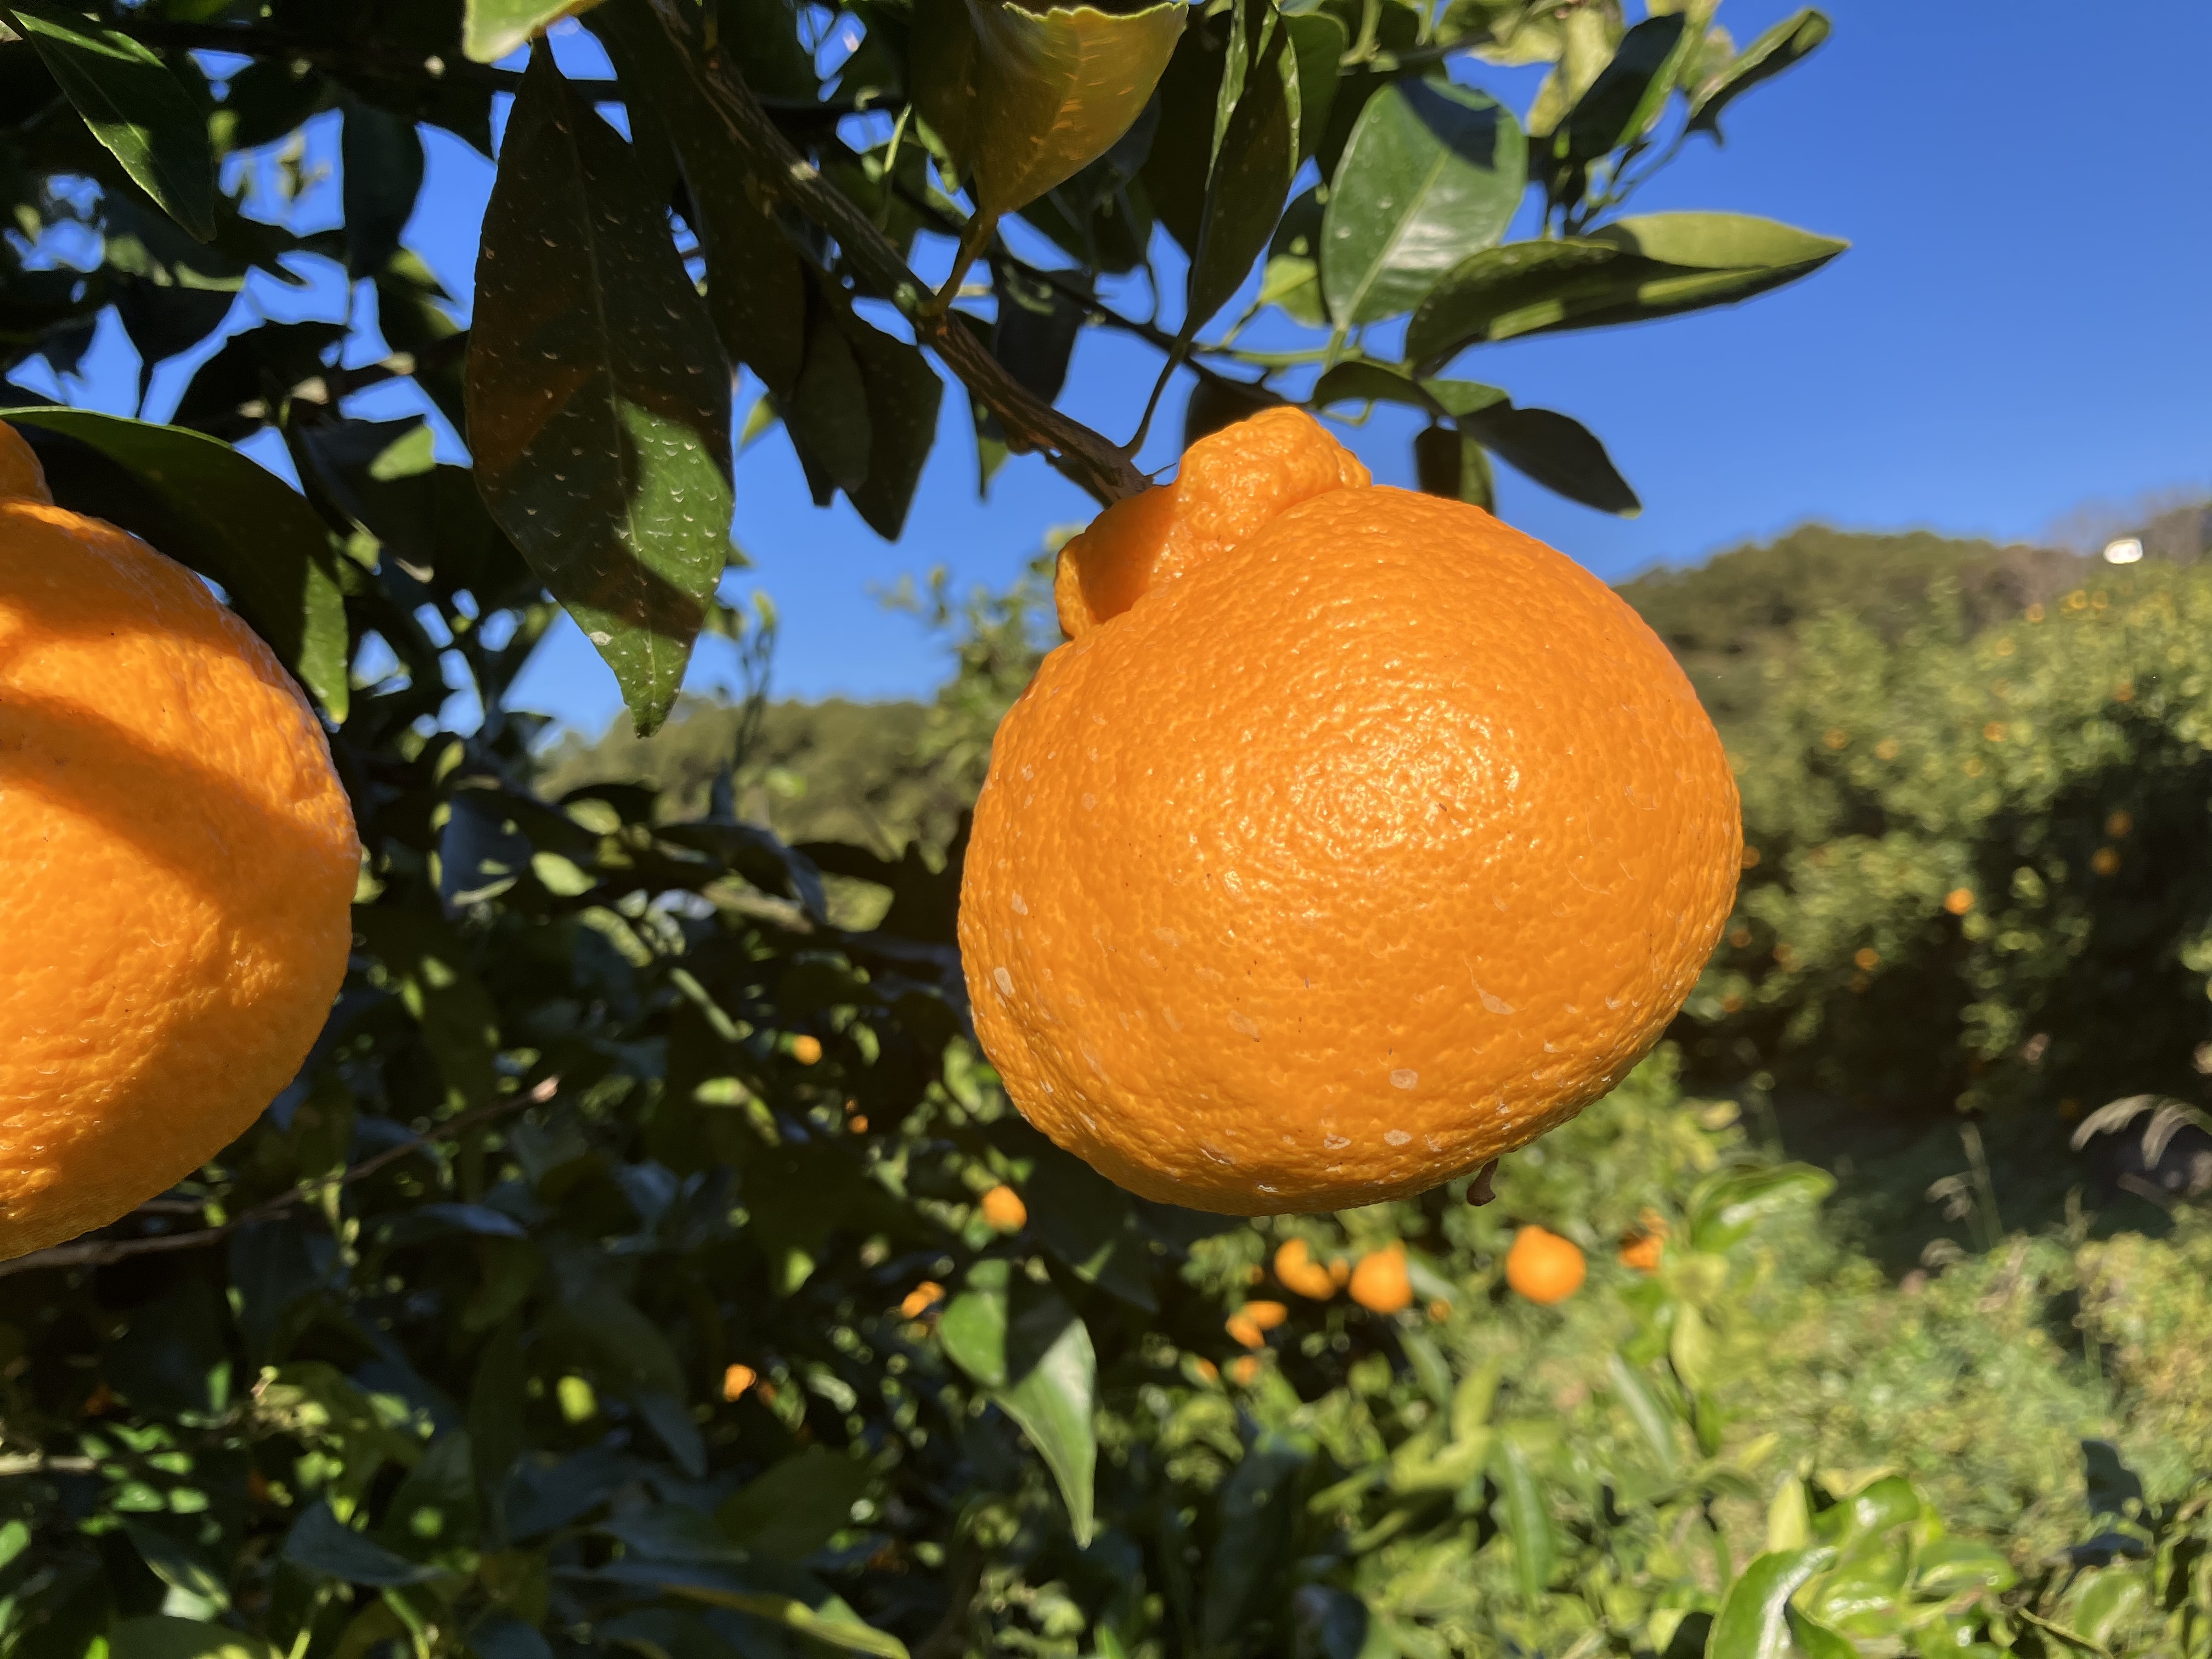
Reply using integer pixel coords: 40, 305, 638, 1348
791, 1034, 823, 1064
979, 1183, 1028, 1230
0, 423, 358, 1261
900, 1281, 945, 1319
959, 408, 1739, 1212
1224, 1312, 1265, 1350
1274, 1237, 1338, 1300
1348, 1246, 1414, 1314
1505, 1225, 1586, 1304
721, 1363, 758, 1402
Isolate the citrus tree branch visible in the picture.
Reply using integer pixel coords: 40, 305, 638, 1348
0, 1077, 557, 1281
637, 0, 1152, 506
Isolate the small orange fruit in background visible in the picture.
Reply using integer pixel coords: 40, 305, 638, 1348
791, 1034, 823, 1064
1224, 1312, 1265, 1350
979, 1183, 1028, 1231
721, 1363, 759, 1402
1229, 1355, 1261, 1386
1348, 1246, 1414, 1314
0, 423, 358, 1262
900, 1282, 945, 1320
959, 409, 1739, 1214
1274, 1237, 1338, 1299
1506, 1226, 1586, 1304
1617, 1207, 1668, 1273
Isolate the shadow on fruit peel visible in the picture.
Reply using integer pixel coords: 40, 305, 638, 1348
0, 681, 338, 912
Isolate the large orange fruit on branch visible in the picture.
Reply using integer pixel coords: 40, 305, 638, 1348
958, 408, 1738, 1214
0, 423, 358, 1260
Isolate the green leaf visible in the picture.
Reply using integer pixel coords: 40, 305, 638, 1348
912, 0, 1184, 216
466, 45, 734, 737
1321, 80, 1525, 327
468, 1321, 528, 1543
1200, 1434, 1312, 1648
837, 309, 943, 541
120, 1520, 231, 1613
1556, 12, 1689, 162
1026, 1147, 1158, 1311
1688, 1163, 1836, 1252
340, 95, 424, 276
1182, 0, 1302, 334
1783, 1610, 1857, 1659
1283, 12, 1345, 163
7, 1, 216, 240
1689, 9, 1831, 139
1453, 399, 1639, 516
940, 1261, 1099, 1544
1413, 425, 1495, 512
3, 407, 349, 719
283, 1502, 442, 1587
1668, 1298, 1714, 1392
1406, 213, 1846, 365
718, 1447, 873, 1562
1706, 1546, 1836, 1659
1493, 1430, 1557, 1607
1914, 1538, 2017, 1596
350, 909, 501, 1110
110, 1619, 279, 1659
464, 0, 603, 64
1606, 1353, 1680, 1481
592, 3, 809, 401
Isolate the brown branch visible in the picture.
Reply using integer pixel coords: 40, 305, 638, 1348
0, 1076, 557, 1282
634, 0, 1151, 507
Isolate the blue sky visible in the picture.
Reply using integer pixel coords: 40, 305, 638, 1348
22, 5, 2212, 733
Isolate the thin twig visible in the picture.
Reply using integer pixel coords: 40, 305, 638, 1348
0, 1455, 99, 1477
0, 1077, 557, 1282
632, 0, 1149, 506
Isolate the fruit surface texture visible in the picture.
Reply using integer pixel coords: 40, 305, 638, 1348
959, 408, 1740, 1214
0, 422, 358, 1260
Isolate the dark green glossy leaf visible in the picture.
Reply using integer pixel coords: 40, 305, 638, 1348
1406, 212, 1846, 365
911, 0, 1184, 216
341, 94, 424, 276
1026, 1147, 1157, 1311
283, 1502, 441, 1586
941, 1260, 1098, 1544
594, 4, 809, 400
1183, 374, 1284, 448
1321, 80, 1525, 327
1413, 425, 1495, 512
466, 46, 734, 736
464, 0, 601, 64
1689, 9, 1831, 139
838, 308, 943, 541
467, 1321, 528, 1543
1283, 12, 1344, 163
1181, 0, 1301, 333
1200, 1434, 1311, 1648
1556, 12, 1688, 163
9, 1, 215, 239
718, 1447, 873, 1562
121, 1520, 230, 1613
3, 405, 349, 719
1454, 398, 1638, 516
1707, 1546, 1836, 1659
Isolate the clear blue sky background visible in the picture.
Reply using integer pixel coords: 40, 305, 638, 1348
23, 5, 2212, 734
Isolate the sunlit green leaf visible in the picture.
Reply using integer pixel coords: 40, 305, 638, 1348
464, 0, 603, 64
1322, 80, 1525, 327
466, 45, 733, 737
1707, 1546, 1837, 1659
8, 1, 215, 239
912, 0, 1184, 216
1689, 8, 1830, 138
